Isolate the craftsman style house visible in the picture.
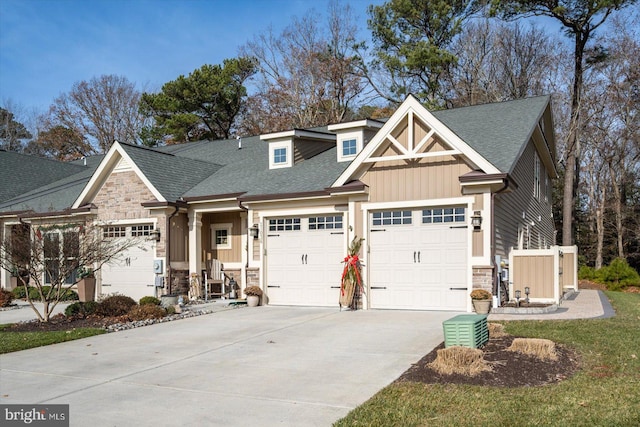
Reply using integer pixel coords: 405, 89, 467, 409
0, 95, 558, 311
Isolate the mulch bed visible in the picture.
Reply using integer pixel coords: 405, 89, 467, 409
397, 335, 580, 387
5, 314, 128, 332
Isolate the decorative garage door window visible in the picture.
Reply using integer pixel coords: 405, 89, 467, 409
372, 210, 412, 226
103, 226, 126, 238
131, 224, 153, 237
308, 215, 343, 230
422, 207, 465, 224
269, 218, 301, 232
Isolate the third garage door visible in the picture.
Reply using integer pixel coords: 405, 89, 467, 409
369, 207, 468, 310
266, 215, 344, 307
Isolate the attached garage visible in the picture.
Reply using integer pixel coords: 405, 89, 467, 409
265, 215, 345, 307
368, 207, 468, 310
100, 224, 157, 302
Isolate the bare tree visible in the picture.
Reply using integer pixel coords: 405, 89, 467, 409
445, 19, 563, 106
238, 0, 366, 134
46, 75, 144, 153
0, 222, 139, 322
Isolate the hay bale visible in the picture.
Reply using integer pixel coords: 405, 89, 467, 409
507, 338, 558, 361
488, 322, 508, 338
429, 346, 492, 377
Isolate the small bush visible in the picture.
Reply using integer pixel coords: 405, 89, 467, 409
139, 296, 161, 306
165, 305, 176, 315
27, 286, 78, 302
96, 295, 137, 317
64, 301, 99, 317
12, 285, 33, 299
507, 338, 558, 361
596, 258, 640, 291
578, 265, 597, 281
429, 346, 492, 377
0, 289, 14, 307
127, 304, 167, 321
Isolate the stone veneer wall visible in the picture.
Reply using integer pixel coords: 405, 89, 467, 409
473, 266, 494, 291
92, 170, 167, 257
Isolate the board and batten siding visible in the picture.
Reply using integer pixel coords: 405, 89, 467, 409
201, 212, 243, 264
494, 140, 555, 258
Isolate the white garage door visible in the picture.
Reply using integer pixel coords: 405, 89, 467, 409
369, 207, 468, 310
101, 224, 156, 302
266, 215, 345, 307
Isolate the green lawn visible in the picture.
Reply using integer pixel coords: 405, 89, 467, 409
335, 292, 640, 427
0, 325, 106, 354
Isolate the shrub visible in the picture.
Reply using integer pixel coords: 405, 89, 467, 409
12, 285, 33, 299
27, 286, 78, 301
139, 296, 161, 306
244, 286, 263, 297
0, 288, 14, 307
96, 295, 137, 317
127, 304, 167, 321
596, 258, 640, 291
64, 301, 99, 317
578, 265, 597, 281
165, 305, 176, 315
470, 289, 492, 300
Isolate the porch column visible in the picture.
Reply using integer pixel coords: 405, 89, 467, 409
188, 211, 202, 277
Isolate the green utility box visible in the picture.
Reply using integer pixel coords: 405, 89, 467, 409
443, 314, 489, 348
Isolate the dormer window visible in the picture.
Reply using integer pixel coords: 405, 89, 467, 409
342, 139, 357, 157
274, 147, 287, 164
268, 140, 293, 169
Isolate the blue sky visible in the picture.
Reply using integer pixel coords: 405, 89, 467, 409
0, 0, 382, 114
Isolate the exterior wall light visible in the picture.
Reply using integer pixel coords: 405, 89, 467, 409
471, 211, 482, 230
150, 229, 161, 242
249, 224, 259, 239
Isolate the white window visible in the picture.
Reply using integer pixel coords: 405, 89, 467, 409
372, 210, 412, 226
274, 147, 287, 164
269, 140, 293, 169
103, 226, 126, 238
342, 139, 357, 157
422, 207, 465, 224
131, 224, 153, 237
309, 216, 343, 230
211, 223, 232, 250
269, 218, 301, 232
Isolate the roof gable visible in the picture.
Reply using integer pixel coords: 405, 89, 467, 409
333, 95, 500, 187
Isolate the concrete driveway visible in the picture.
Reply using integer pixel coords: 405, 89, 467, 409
0, 306, 460, 426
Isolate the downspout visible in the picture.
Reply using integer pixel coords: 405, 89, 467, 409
491, 178, 511, 304
166, 205, 180, 294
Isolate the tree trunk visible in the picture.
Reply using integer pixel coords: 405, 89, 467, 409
610, 171, 625, 259
562, 33, 587, 246
595, 186, 605, 270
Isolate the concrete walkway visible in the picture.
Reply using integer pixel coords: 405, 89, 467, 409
488, 289, 615, 321
0, 306, 461, 427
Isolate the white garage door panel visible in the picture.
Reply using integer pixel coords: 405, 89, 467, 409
266, 216, 344, 307
101, 234, 155, 302
370, 208, 468, 311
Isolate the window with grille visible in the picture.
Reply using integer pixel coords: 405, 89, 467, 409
372, 210, 412, 226
309, 216, 343, 230
269, 218, 301, 231
131, 224, 153, 237
422, 207, 465, 224
103, 226, 126, 238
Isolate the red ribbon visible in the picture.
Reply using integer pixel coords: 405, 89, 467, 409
340, 254, 362, 296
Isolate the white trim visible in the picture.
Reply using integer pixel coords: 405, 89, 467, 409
337, 131, 362, 162
365, 149, 461, 163
72, 141, 166, 209
362, 197, 474, 211
260, 129, 336, 142
332, 95, 500, 187
269, 139, 292, 169
327, 119, 384, 131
